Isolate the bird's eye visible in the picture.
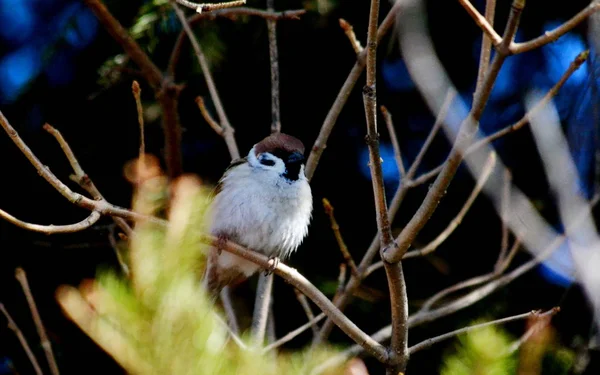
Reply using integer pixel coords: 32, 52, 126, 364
260, 156, 276, 166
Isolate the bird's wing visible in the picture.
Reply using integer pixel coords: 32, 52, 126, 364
213, 157, 248, 196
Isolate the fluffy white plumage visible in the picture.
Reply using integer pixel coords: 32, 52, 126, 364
204, 133, 312, 292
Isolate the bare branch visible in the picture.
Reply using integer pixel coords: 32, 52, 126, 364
132, 81, 145, 161
388, 0, 525, 263
0, 111, 161, 224
16, 268, 60, 375
380, 105, 405, 178
305, 0, 403, 180
251, 273, 274, 345
0, 208, 101, 234
316, 89, 456, 342
322, 198, 360, 277
202, 236, 390, 363
0, 303, 44, 375
294, 288, 319, 338
267, 0, 281, 133
84, 0, 182, 178
457, 0, 502, 48
339, 18, 364, 54
195, 96, 224, 136
175, 0, 246, 13
172, 2, 240, 160
411, 50, 589, 188
167, 8, 306, 78
408, 308, 560, 355
42, 123, 133, 236
219, 286, 240, 335
263, 313, 326, 352
403, 152, 496, 258
496, 168, 512, 268
510, 2, 600, 54
474, 0, 497, 95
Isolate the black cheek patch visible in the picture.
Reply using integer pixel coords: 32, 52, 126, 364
283, 162, 302, 181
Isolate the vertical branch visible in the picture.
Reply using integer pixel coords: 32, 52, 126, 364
362, 0, 408, 371
171, 2, 240, 159
0, 303, 44, 375
251, 273, 274, 345
132, 81, 145, 163
15, 268, 60, 375
267, 0, 281, 133
84, 0, 182, 179
475, 0, 497, 95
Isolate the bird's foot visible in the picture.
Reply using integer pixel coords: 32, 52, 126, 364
265, 256, 280, 276
216, 233, 229, 256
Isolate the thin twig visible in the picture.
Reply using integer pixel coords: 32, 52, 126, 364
316, 89, 456, 343
510, 2, 600, 54
294, 289, 319, 338
474, 0, 497, 96
457, 0, 502, 48
339, 18, 363, 54
131, 81, 145, 162
263, 313, 326, 352
84, 0, 182, 178
15, 268, 60, 375
380, 105, 405, 178
403, 152, 497, 258
420, 238, 522, 312
175, 0, 246, 13
410, 50, 589, 188
172, 2, 240, 159
496, 168, 512, 268
195, 97, 224, 135
362, 0, 408, 371
305, 0, 403, 180
505, 308, 558, 354
0, 303, 44, 375
387, 0, 525, 263
332, 264, 347, 304
219, 286, 240, 335
0, 111, 162, 225
251, 273, 274, 345
408, 308, 559, 355
213, 312, 248, 350
0, 209, 101, 234
42, 123, 133, 236
201, 236, 390, 363
267, 0, 281, 133
166, 8, 306, 79
322, 198, 360, 277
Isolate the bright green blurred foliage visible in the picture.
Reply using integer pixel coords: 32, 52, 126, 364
441, 323, 517, 375
57, 166, 344, 375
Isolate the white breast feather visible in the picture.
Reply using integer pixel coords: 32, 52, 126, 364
208, 160, 312, 276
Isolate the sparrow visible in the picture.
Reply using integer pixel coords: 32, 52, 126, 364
203, 132, 313, 294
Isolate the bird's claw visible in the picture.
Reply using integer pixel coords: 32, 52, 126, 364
216, 233, 229, 256
265, 256, 280, 276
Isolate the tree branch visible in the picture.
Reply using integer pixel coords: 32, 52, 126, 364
175, 0, 246, 13
16, 268, 60, 375
172, 2, 240, 160
457, 0, 502, 48
322, 198, 360, 277
267, 0, 281, 133
0, 209, 101, 234
380, 105, 405, 178
251, 273, 274, 345
387, 0, 525, 263
305, 0, 403, 180
84, 0, 182, 178
510, 2, 600, 54
408, 308, 559, 355
0, 303, 44, 375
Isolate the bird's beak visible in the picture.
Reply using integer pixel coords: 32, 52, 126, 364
287, 151, 305, 164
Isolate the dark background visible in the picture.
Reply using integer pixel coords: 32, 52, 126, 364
1, 0, 599, 373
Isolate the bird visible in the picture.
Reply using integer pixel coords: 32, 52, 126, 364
203, 132, 313, 294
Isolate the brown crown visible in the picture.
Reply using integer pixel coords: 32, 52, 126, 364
254, 133, 305, 155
